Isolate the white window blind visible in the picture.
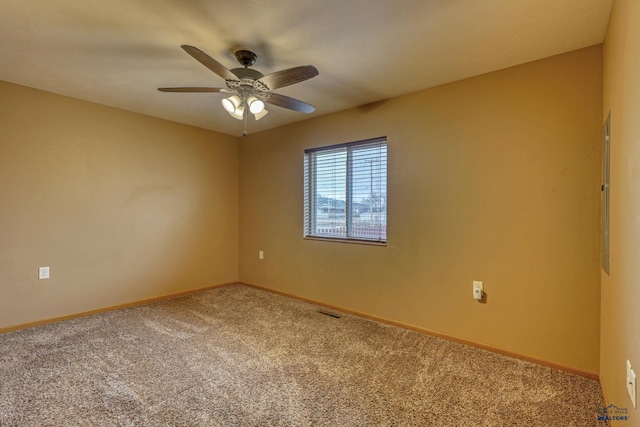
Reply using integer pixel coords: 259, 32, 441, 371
304, 137, 387, 243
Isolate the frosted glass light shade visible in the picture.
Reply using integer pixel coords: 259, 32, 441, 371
230, 104, 244, 120
254, 109, 269, 120
247, 96, 265, 114
222, 95, 241, 113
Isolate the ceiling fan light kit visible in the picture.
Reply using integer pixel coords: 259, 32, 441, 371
222, 95, 264, 121
158, 45, 318, 136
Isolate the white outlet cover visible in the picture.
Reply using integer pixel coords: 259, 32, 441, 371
473, 281, 483, 300
38, 266, 50, 280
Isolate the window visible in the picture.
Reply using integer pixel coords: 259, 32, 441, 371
304, 137, 387, 243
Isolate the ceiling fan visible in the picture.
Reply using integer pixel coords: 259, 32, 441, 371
158, 45, 319, 137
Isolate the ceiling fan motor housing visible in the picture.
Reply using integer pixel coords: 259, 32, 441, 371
230, 68, 264, 80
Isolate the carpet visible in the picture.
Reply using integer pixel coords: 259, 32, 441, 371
0, 284, 608, 426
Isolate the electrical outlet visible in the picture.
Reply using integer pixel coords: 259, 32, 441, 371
628, 360, 637, 408
473, 281, 483, 300
38, 266, 50, 280
259, 250, 264, 260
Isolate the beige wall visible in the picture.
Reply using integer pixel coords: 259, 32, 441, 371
239, 46, 603, 374
0, 81, 239, 329
0, 43, 607, 376
602, 0, 640, 420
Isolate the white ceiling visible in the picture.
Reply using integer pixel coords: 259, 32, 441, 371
0, 0, 613, 137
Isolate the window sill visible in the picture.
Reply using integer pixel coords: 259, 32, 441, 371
303, 236, 387, 247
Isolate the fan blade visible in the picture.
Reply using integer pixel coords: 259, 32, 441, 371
266, 93, 315, 113
158, 87, 227, 93
181, 45, 237, 81
259, 65, 318, 90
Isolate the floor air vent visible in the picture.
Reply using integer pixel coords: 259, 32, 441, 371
318, 310, 341, 319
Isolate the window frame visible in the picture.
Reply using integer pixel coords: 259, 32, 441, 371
303, 137, 387, 246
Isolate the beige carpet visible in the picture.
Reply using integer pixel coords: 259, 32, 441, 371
0, 284, 608, 426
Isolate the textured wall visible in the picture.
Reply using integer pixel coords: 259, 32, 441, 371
0, 81, 239, 329
239, 46, 603, 374
601, 0, 640, 421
